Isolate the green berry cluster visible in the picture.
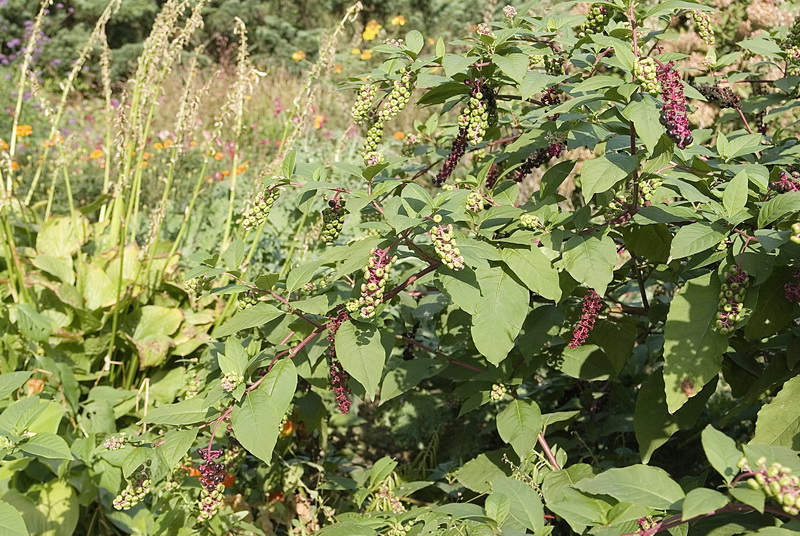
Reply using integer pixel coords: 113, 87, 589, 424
490, 383, 507, 401
458, 90, 489, 145
351, 83, 377, 125
577, 4, 608, 38
544, 56, 564, 76
361, 209, 383, 237
361, 119, 385, 162
689, 10, 715, 46
430, 215, 465, 271
184, 374, 202, 400
634, 57, 661, 96
638, 177, 663, 201
739, 456, 800, 515
237, 289, 259, 311
377, 70, 414, 121
386, 523, 411, 536
0, 436, 14, 450
347, 247, 398, 319
321, 197, 346, 246
401, 133, 419, 157
529, 55, 544, 70
220, 372, 243, 392
781, 15, 800, 73
791, 222, 800, 244
519, 213, 540, 229
113, 464, 151, 510
197, 483, 225, 521
715, 266, 749, 335
241, 185, 280, 230
466, 190, 485, 212
185, 275, 211, 297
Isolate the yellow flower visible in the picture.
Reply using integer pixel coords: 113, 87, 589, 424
360, 50, 373, 61
427, 38, 435, 45
0, 139, 8, 151
351, 48, 361, 55
334, 64, 343, 74
154, 142, 164, 149
291, 50, 306, 61
15, 125, 32, 137
140, 161, 149, 168
143, 152, 152, 160
390, 15, 406, 26
90, 149, 103, 159
362, 20, 382, 41
393, 131, 405, 139
314, 114, 327, 129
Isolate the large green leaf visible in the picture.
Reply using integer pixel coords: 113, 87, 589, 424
19, 433, 72, 460
380, 358, 448, 404
231, 359, 297, 465
470, 266, 529, 366
496, 399, 542, 459
212, 302, 285, 338
663, 273, 728, 413
141, 397, 210, 426
77, 262, 117, 310
492, 476, 544, 531
681, 488, 729, 520
131, 305, 183, 369
219, 338, 249, 377
0, 372, 33, 400
3, 480, 78, 536
622, 96, 663, 154
501, 246, 561, 301
0, 502, 28, 536
702, 425, 743, 484
579, 153, 639, 200
16, 304, 53, 343
751, 375, 800, 449
669, 222, 727, 259
561, 233, 616, 295
575, 465, 685, 509
757, 191, 800, 227
35, 216, 88, 257
335, 321, 392, 399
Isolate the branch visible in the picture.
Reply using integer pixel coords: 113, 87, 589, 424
537, 433, 561, 470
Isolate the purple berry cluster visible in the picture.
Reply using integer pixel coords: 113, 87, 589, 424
196, 448, 226, 521
327, 309, 352, 414
434, 128, 468, 186
715, 266, 749, 335
695, 83, 741, 109
568, 289, 603, 349
785, 269, 800, 303
484, 162, 502, 189
541, 86, 563, 120
321, 197, 346, 245
739, 456, 800, 515
430, 216, 465, 270
372, 485, 406, 513
113, 464, 151, 510
350, 247, 398, 319
770, 169, 800, 193
657, 62, 693, 149
512, 141, 565, 182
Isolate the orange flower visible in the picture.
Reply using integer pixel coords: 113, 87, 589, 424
362, 20, 382, 41
90, 149, 103, 159
15, 125, 32, 137
27, 378, 45, 395
280, 420, 295, 437
291, 50, 306, 61
214, 152, 224, 161
140, 161, 149, 168
393, 131, 405, 139
11, 161, 19, 171
223, 474, 236, 488
221, 169, 231, 177
334, 64, 343, 74
154, 142, 164, 149
0, 139, 8, 151
313, 114, 326, 129
390, 15, 407, 26
236, 164, 247, 174
360, 50, 373, 61
143, 152, 152, 159
163, 139, 173, 148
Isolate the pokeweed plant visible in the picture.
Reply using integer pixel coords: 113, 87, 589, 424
2, 0, 800, 535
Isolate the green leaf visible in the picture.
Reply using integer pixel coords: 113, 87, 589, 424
492, 476, 545, 531
635, 373, 718, 463
220, 338, 249, 377
16, 303, 53, 343
156, 428, 198, 470
663, 273, 728, 413
0, 502, 28, 536
546, 488, 610, 533
77, 263, 117, 310
438, 269, 482, 314
751, 375, 800, 449
35, 216, 88, 257
729, 487, 765, 513
723, 171, 749, 218
380, 358, 447, 403
492, 53, 529, 85
132, 305, 183, 368
4, 480, 78, 536
497, 399, 542, 458
562, 233, 617, 295
442, 54, 474, 77
470, 266, 529, 366
221, 240, 245, 270
758, 191, 800, 227
231, 359, 296, 465
212, 303, 285, 338
335, 321, 392, 399
702, 425, 743, 484
622, 96, 663, 154
669, 222, 726, 259
0, 372, 33, 400
745, 268, 797, 340
19, 433, 72, 460
681, 488, 729, 520
141, 397, 210, 426
501, 246, 561, 301
579, 153, 639, 200
455, 450, 511, 494
405, 30, 424, 54
717, 133, 763, 161
575, 465, 685, 509
739, 36, 783, 59
485, 493, 511, 525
